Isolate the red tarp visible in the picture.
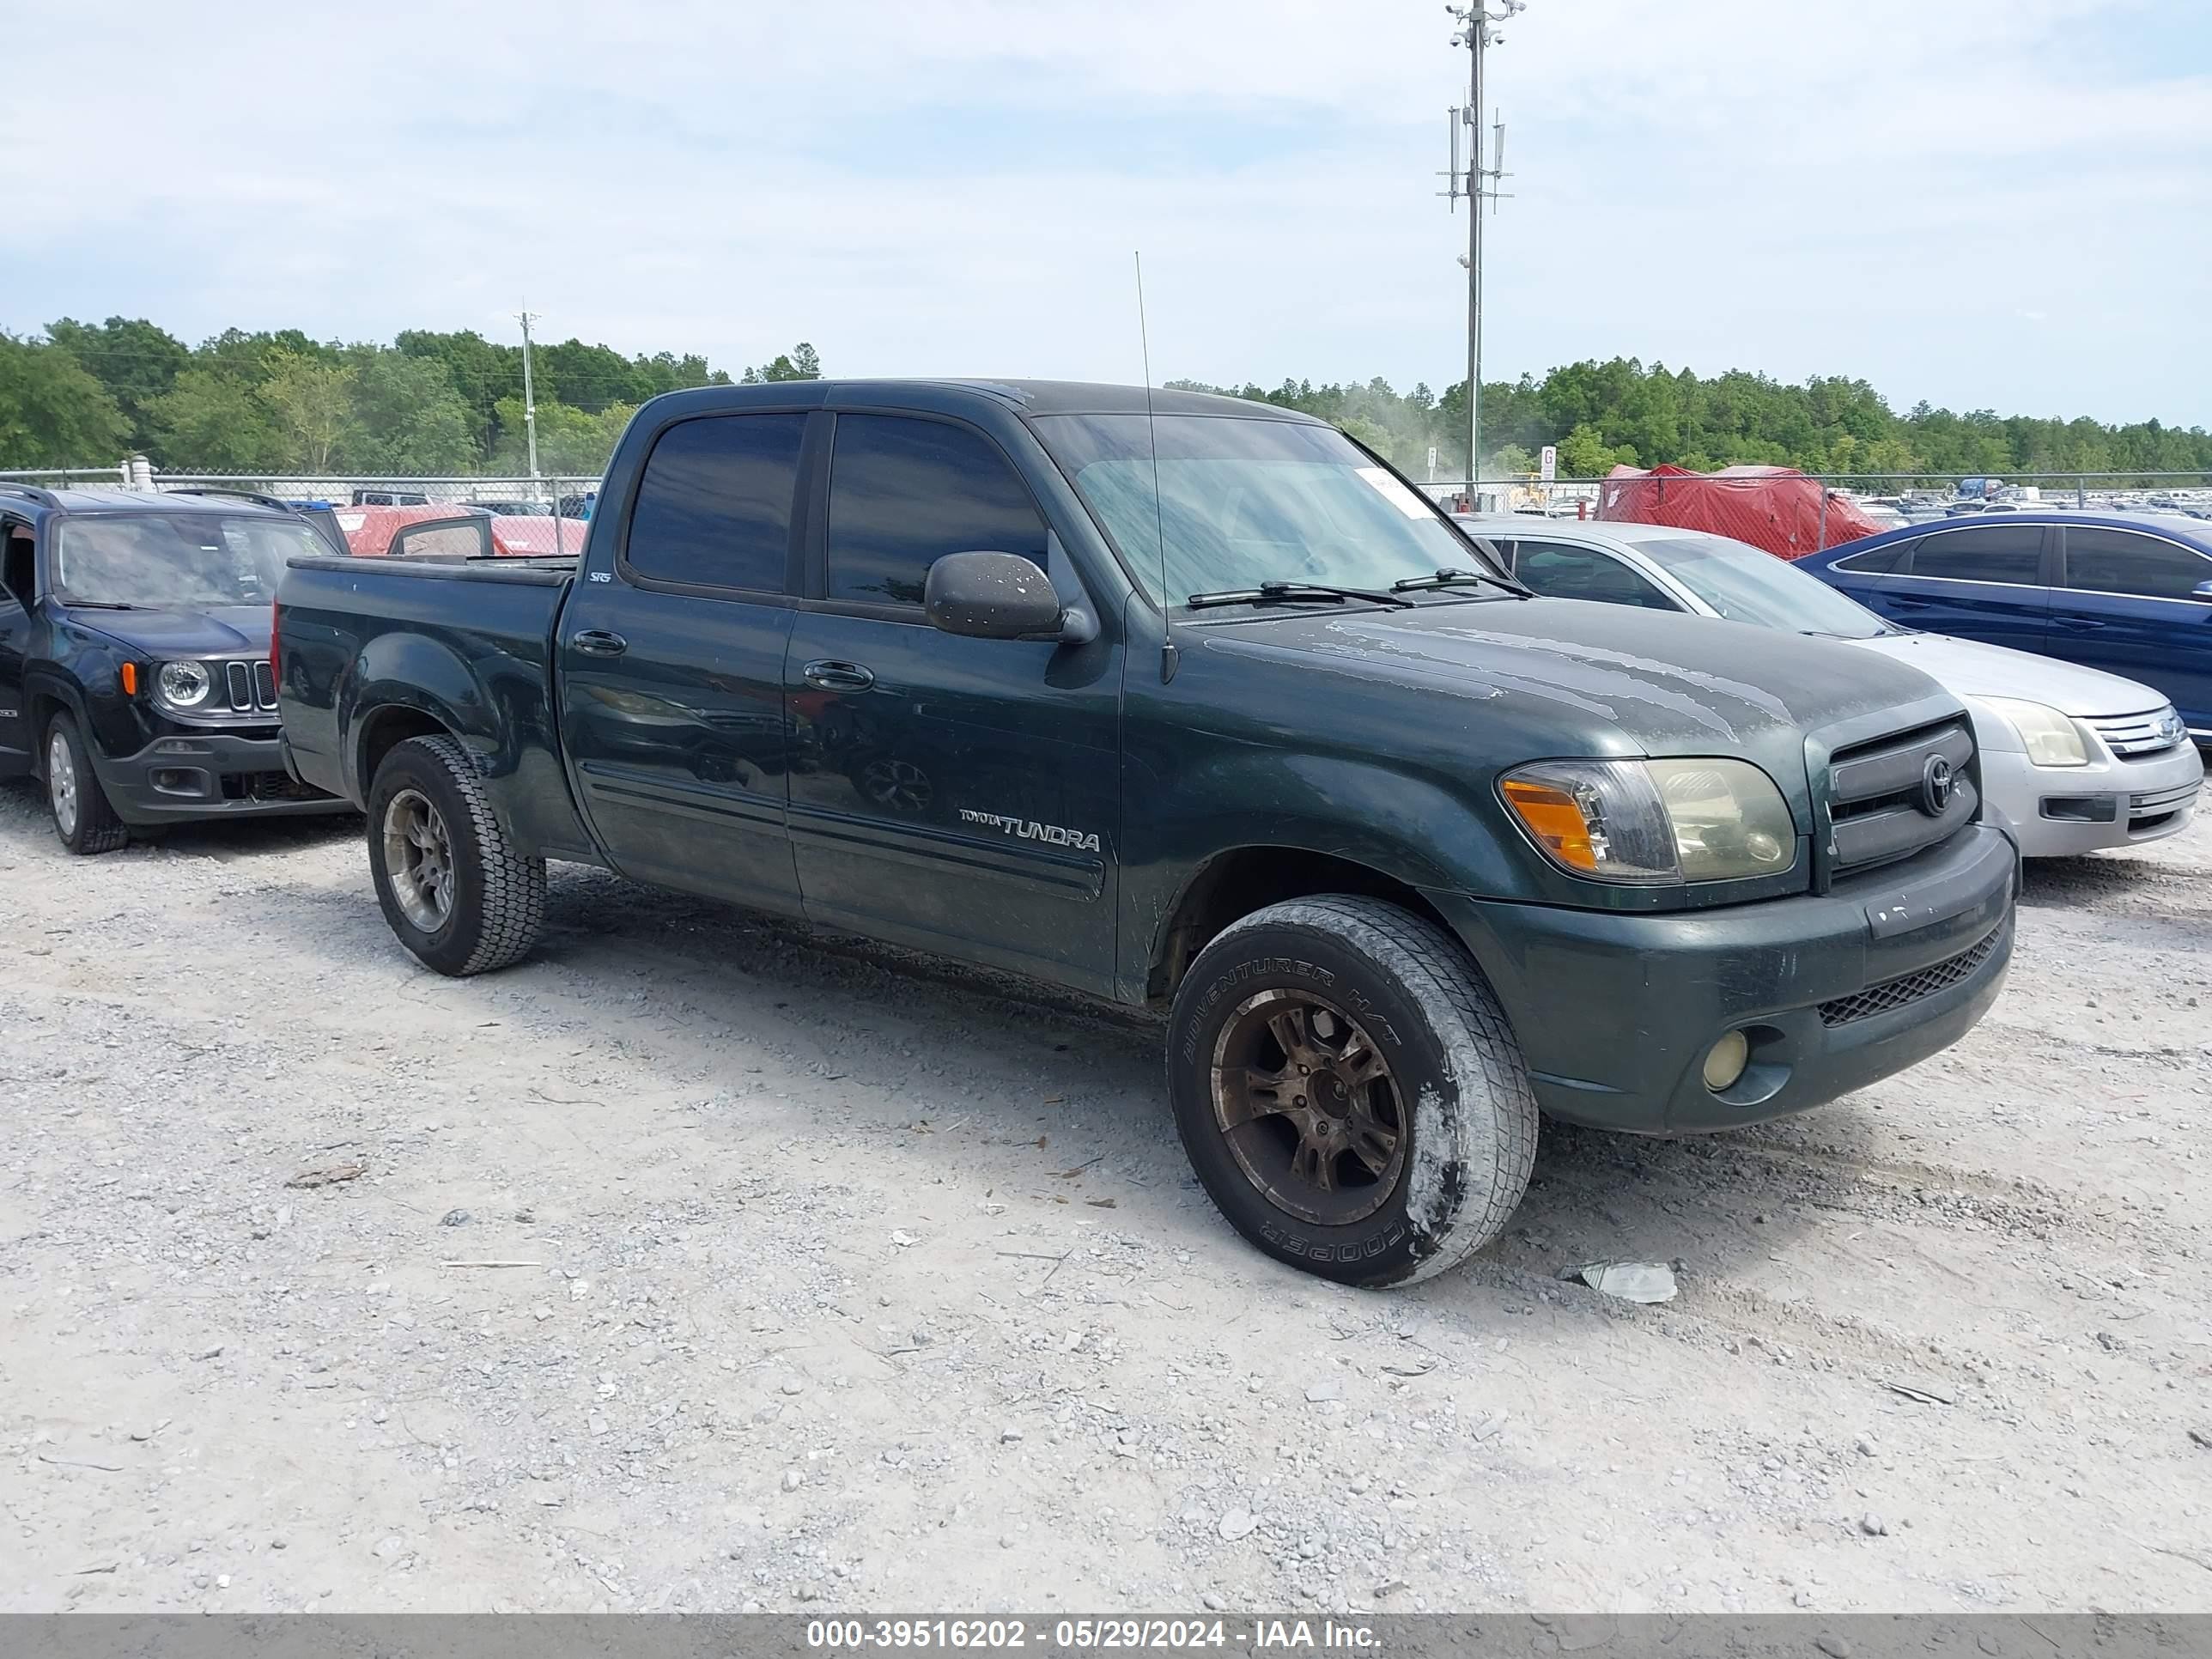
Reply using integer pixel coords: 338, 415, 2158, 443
1595, 465, 1886, 559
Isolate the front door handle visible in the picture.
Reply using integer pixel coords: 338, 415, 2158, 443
2052, 616, 2106, 633
803, 659, 875, 693
572, 629, 629, 657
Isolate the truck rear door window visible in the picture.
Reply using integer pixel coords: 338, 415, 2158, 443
826, 415, 1047, 607
626, 414, 805, 592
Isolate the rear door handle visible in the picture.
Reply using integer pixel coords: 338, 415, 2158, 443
572, 629, 629, 657
803, 659, 876, 693
2052, 616, 2106, 633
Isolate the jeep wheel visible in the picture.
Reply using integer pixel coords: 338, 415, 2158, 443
46, 714, 127, 855
1166, 896, 1538, 1287
366, 735, 545, 976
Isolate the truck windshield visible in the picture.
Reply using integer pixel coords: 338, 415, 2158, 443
54, 514, 327, 609
1031, 412, 1502, 608
1635, 532, 1893, 639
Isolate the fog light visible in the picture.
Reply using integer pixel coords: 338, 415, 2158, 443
1702, 1030, 1751, 1092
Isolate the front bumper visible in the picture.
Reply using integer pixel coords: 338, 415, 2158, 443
1979, 744, 2203, 858
1433, 823, 2017, 1134
92, 730, 352, 826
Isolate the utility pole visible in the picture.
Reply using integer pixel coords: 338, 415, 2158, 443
1442, 1, 1522, 505
517, 305, 543, 483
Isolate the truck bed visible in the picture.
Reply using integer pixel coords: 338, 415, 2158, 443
276, 554, 597, 860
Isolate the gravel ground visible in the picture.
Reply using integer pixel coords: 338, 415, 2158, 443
3, 769, 2209, 1615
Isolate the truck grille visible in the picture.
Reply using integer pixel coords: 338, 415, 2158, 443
219, 659, 279, 714
2087, 708, 2187, 758
1818, 922, 2006, 1027
1826, 716, 1978, 873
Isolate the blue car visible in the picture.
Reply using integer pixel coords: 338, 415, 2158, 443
1800, 512, 2212, 746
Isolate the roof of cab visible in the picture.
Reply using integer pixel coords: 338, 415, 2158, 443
634, 378, 1322, 423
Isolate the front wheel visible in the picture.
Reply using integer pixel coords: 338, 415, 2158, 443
1166, 896, 1539, 1288
366, 735, 545, 976
46, 714, 127, 855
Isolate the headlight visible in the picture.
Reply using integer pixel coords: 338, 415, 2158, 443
1983, 697, 2088, 767
1501, 757, 1797, 884
156, 660, 212, 707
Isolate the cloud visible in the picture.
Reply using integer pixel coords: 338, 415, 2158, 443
2, 0, 2205, 425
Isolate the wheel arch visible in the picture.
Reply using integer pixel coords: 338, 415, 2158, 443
356, 703, 459, 799
1146, 843, 1466, 1003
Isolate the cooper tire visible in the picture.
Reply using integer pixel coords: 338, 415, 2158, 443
1166, 895, 1538, 1288
366, 734, 545, 976
46, 714, 127, 855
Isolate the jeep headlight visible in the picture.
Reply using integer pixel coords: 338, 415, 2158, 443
1501, 757, 1796, 884
156, 659, 213, 708
1982, 698, 2088, 767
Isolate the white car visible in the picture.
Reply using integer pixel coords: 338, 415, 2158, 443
1455, 515, 2203, 858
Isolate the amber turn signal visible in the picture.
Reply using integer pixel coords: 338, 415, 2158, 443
1500, 777, 1598, 872
120, 662, 138, 696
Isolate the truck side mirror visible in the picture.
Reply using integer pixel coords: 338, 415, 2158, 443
925, 551, 1068, 641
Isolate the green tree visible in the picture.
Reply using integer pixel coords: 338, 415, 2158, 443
148, 368, 283, 469
0, 333, 131, 468
1337, 414, 1395, 459
394, 329, 523, 452
1489, 443, 1536, 477
258, 349, 358, 471
1556, 422, 1635, 477
44, 316, 191, 456
744, 342, 822, 383
489, 397, 636, 477
346, 352, 479, 473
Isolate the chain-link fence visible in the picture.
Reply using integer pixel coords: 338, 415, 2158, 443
1419, 470, 2212, 546
11, 460, 2211, 563
0, 465, 605, 556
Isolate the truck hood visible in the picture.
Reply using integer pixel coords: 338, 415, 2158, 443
1197, 598, 1953, 752
65, 605, 272, 658
1844, 630, 2170, 717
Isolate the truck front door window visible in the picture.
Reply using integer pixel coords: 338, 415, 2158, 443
825, 416, 1047, 607
625, 414, 806, 592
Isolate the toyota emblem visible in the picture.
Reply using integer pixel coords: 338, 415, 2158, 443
1921, 754, 1955, 817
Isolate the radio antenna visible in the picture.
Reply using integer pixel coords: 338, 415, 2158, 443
1135, 252, 1176, 682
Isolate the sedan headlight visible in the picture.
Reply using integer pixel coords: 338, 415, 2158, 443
156, 659, 212, 708
1983, 697, 2088, 767
1501, 757, 1797, 884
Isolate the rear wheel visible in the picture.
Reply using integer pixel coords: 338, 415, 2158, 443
366, 735, 545, 975
1166, 896, 1539, 1287
46, 715, 127, 855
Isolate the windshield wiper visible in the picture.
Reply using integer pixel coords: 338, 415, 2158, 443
1185, 580, 1415, 611
1390, 566, 1534, 599
62, 599, 149, 610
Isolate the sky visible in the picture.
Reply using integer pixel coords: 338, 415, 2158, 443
3, 0, 2209, 428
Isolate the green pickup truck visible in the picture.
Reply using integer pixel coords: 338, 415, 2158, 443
274, 380, 2016, 1287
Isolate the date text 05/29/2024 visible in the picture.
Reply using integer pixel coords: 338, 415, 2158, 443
805, 1619, 1382, 1651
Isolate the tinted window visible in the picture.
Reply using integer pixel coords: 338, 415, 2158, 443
1514, 542, 1676, 610
1832, 539, 1911, 574
2064, 527, 2212, 600
626, 414, 805, 592
1908, 526, 2044, 585
827, 416, 1047, 607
